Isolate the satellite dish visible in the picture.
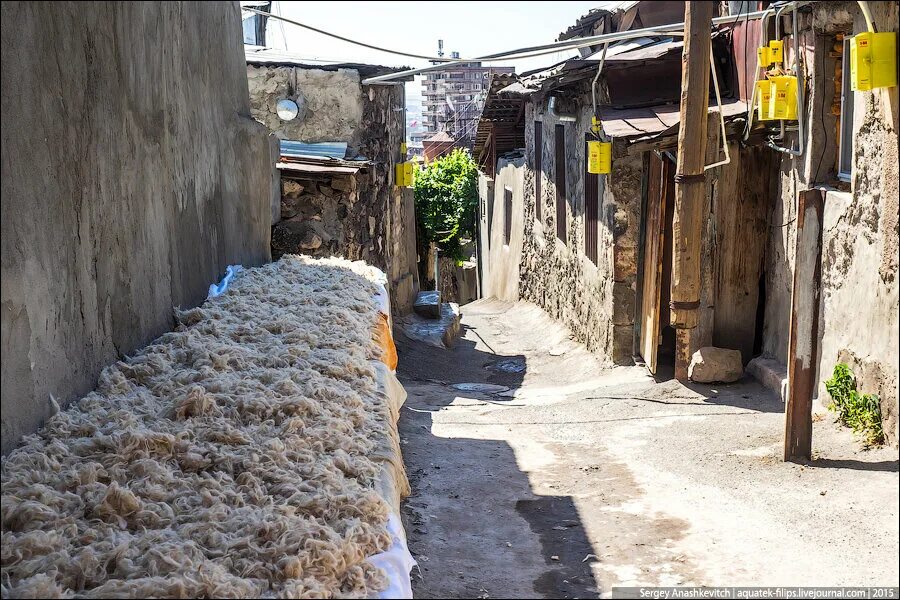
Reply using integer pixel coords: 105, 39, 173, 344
276, 98, 300, 121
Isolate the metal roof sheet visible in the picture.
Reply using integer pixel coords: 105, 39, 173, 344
280, 140, 348, 160
600, 98, 747, 140
245, 48, 411, 78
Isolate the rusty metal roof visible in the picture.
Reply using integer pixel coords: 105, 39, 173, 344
600, 98, 748, 142
473, 74, 526, 176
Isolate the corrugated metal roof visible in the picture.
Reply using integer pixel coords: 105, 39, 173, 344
280, 140, 348, 160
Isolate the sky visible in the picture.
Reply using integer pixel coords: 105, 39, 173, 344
264, 1, 611, 113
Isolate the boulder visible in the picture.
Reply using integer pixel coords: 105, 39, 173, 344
688, 346, 744, 383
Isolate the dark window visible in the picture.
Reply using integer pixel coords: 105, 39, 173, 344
838, 37, 855, 181
554, 124, 567, 242
504, 187, 513, 245
584, 136, 600, 264
534, 121, 543, 222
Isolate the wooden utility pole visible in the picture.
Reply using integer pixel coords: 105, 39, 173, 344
671, 1, 714, 380
784, 189, 825, 462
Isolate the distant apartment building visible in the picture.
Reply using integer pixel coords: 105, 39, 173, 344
421, 42, 514, 150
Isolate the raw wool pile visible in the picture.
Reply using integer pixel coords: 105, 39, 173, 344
1, 255, 403, 599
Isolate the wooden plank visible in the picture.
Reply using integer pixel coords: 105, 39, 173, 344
784, 189, 825, 462
639, 153, 665, 373
671, 1, 713, 380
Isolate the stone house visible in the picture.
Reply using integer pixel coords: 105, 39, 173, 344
246, 48, 420, 314
473, 1, 899, 444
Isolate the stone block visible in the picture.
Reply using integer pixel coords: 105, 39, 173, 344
331, 176, 352, 192
612, 324, 634, 365
689, 346, 744, 383
282, 179, 303, 197
612, 281, 635, 325
614, 244, 637, 280
747, 356, 788, 402
413, 290, 441, 319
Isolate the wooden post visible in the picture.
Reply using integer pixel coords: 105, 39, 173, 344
671, 1, 714, 380
784, 189, 825, 462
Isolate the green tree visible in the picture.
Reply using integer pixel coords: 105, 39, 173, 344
413, 149, 478, 264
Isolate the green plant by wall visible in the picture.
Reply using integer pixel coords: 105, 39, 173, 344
824, 363, 884, 447
412, 149, 478, 264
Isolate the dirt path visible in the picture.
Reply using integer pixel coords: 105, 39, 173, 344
396, 300, 899, 599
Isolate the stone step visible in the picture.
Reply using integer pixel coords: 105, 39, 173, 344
398, 302, 462, 349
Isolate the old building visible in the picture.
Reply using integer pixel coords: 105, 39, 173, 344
474, 1, 899, 444
421, 44, 514, 147
1, 2, 274, 454
245, 49, 420, 314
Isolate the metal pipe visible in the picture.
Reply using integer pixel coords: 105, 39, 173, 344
767, 2, 807, 156
590, 42, 610, 126
857, 0, 876, 32
362, 9, 773, 84
705, 41, 732, 170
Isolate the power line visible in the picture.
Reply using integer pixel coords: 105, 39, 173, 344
242, 6, 463, 62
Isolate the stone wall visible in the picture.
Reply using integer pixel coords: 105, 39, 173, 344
1, 2, 273, 454
247, 64, 419, 315
519, 99, 641, 365
761, 2, 899, 444
272, 174, 358, 260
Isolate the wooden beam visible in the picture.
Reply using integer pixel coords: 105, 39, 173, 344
784, 189, 825, 462
670, 1, 713, 380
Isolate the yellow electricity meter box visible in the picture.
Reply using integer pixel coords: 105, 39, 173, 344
768, 40, 784, 64
757, 46, 772, 67
770, 75, 798, 120
395, 161, 414, 187
850, 31, 897, 91
756, 80, 774, 121
587, 140, 611, 175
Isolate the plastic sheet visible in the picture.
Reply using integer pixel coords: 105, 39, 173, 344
207, 265, 243, 298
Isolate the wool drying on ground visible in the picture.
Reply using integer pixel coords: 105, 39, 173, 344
1, 255, 409, 599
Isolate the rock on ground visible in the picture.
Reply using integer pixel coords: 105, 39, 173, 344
689, 346, 744, 383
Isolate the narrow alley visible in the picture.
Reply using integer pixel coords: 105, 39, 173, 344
397, 301, 899, 597
2, 2, 899, 598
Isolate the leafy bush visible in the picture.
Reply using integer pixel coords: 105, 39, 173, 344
412, 149, 478, 264
824, 363, 884, 446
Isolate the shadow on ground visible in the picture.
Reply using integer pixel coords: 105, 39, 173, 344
396, 324, 600, 599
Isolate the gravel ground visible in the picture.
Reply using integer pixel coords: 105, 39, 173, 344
396, 299, 900, 599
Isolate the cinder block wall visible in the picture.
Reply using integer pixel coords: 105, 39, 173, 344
0, 2, 273, 454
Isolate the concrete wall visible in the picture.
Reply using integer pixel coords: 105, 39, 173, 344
248, 64, 419, 314
518, 99, 641, 365
1, 2, 273, 454
480, 155, 526, 302
761, 2, 899, 444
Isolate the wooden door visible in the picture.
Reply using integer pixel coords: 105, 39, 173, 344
639, 153, 669, 373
